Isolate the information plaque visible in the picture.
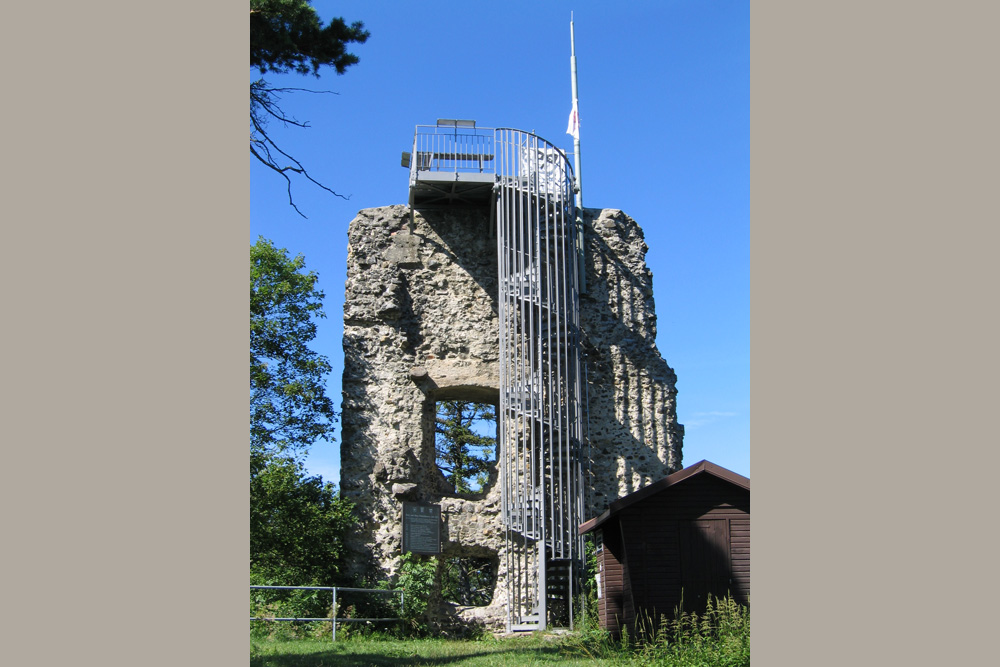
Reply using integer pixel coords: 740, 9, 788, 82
401, 502, 441, 555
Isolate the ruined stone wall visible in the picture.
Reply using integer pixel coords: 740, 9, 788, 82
580, 208, 685, 503
339, 204, 683, 632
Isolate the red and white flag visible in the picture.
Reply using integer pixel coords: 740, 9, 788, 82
566, 100, 580, 140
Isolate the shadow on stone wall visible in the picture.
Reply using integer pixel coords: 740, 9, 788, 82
414, 205, 500, 318
579, 208, 684, 510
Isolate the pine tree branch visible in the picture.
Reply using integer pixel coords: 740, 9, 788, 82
251, 79, 350, 216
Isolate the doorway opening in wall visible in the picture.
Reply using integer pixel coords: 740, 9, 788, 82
440, 555, 498, 607
434, 400, 498, 497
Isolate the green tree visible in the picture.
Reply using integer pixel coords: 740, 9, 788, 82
250, 0, 369, 214
251, 236, 335, 458
250, 237, 353, 623
434, 401, 497, 495
251, 453, 354, 586
250, 453, 355, 622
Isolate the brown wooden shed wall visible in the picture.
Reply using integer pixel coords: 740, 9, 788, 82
596, 472, 749, 637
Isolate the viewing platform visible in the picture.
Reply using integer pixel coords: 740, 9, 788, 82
403, 120, 496, 207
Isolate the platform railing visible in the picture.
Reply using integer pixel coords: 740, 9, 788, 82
410, 123, 496, 177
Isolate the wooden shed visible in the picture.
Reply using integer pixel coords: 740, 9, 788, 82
578, 460, 749, 636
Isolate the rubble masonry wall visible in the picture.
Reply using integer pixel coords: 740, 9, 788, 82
339, 204, 683, 631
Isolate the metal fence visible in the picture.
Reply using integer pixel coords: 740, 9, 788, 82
250, 585, 404, 641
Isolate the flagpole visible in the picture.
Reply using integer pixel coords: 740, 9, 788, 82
570, 14, 586, 293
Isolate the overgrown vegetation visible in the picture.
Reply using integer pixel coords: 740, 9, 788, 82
250, 596, 750, 666
252, 554, 748, 664
565, 593, 750, 666
389, 553, 438, 632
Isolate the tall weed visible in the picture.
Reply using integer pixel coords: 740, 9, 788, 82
373, 552, 438, 636
564, 593, 749, 666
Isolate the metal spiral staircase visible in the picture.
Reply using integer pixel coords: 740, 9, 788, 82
406, 121, 586, 633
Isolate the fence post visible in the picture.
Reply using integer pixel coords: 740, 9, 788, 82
331, 588, 337, 642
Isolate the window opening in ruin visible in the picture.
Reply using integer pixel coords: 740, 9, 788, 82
440, 556, 497, 607
434, 400, 497, 496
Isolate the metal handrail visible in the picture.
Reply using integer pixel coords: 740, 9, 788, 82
250, 585, 405, 641
411, 124, 496, 176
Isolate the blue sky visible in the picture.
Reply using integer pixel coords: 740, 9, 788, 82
250, 1, 749, 486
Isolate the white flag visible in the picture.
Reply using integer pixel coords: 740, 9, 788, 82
520, 145, 569, 197
566, 100, 580, 140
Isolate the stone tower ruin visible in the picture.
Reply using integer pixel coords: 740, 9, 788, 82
339, 121, 684, 633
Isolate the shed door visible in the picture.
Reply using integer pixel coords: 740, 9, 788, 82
679, 519, 731, 610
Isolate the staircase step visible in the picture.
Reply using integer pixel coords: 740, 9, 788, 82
510, 623, 542, 632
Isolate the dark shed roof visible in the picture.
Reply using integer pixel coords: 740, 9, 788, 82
579, 460, 750, 535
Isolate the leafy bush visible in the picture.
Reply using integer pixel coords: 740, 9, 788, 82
392, 553, 438, 632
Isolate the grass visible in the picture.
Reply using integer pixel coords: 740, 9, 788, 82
250, 633, 612, 667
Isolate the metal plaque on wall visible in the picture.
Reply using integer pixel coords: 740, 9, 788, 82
401, 502, 441, 555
